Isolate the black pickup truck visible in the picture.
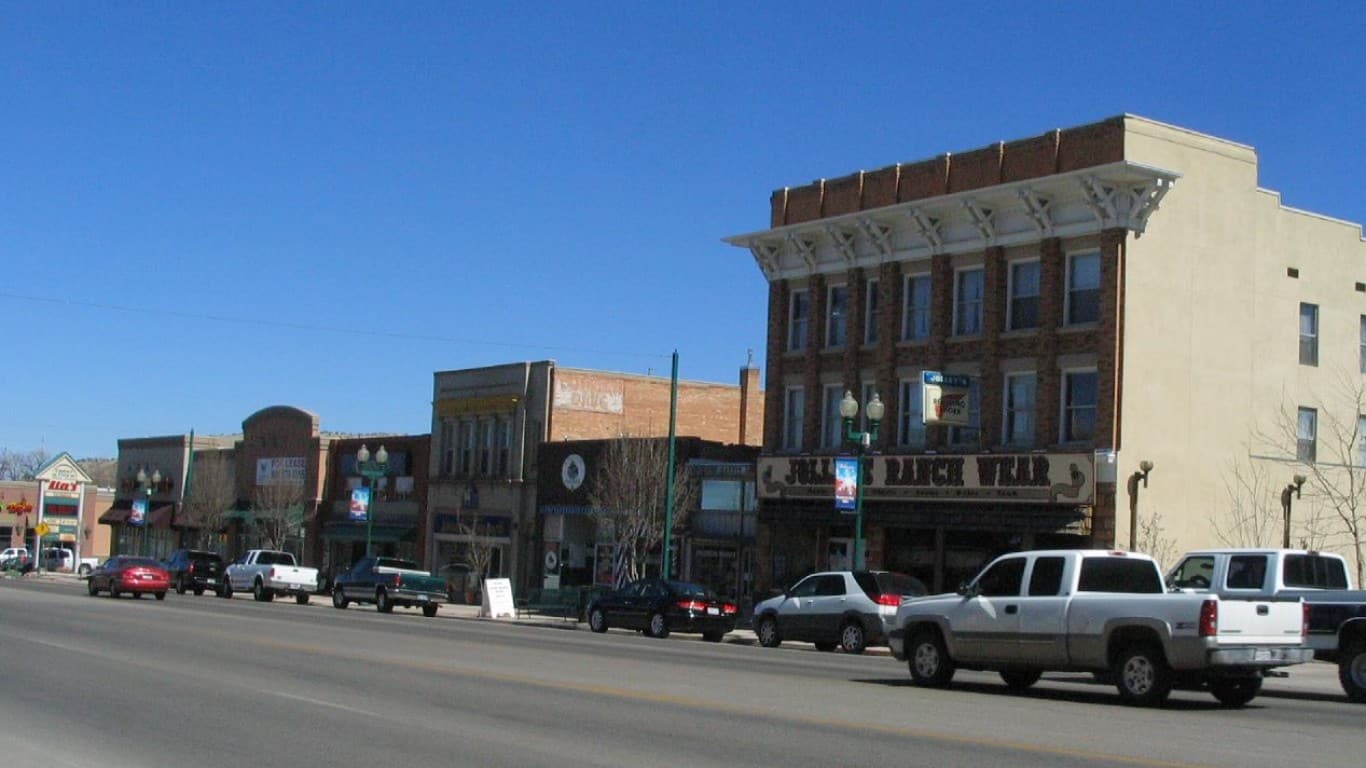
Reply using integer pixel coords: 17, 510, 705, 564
163, 549, 224, 596
331, 557, 446, 617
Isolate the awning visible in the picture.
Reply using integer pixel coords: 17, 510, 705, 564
321, 521, 414, 544
98, 507, 130, 524
147, 505, 176, 529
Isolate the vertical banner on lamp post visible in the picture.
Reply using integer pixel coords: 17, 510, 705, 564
129, 499, 148, 526
834, 457, 859, 513
349, 488, 371, 522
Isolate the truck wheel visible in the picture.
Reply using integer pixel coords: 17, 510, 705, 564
755, 615, 781, 648
1339, 643, 1366, 703
219, 579, 233, 599
175, 576, 187, 595
296, 593, 310, 605
254, 580, 273, 602
376, 589, 394, 613
839, 621, 867, 655
422, 603, 438, 618
1209, 677, 1262, 707
1114, 644, 1173, 707
333, 589, 349, 609
908, 629, 955, 688
1000, 669, 1043, 691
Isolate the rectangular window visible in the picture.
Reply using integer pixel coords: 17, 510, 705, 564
1297, 407, 1316, 462
948, 377, 981, 447
1298, 303, 1318, 366
1003, 372, 1037, 447
826, 285, 848, 348
788, 290, 809, 352
901, 274, 931, 341
954, 268, 984, 336
898, 377, 925, 448
497, 418, 511, 476
1066, 252, 1101, 325
864, 280, 880, 345
441, 421, 454, 476
478, 420, 493, 475
783, 386, 805, 451
459, 421, 475, 475
821, 385, 845, 449
1008, 260, 1040, 331
1062, 370, 1098, 443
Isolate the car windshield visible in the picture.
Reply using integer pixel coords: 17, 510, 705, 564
122, 558, 161, 568
665, 581, 715, 599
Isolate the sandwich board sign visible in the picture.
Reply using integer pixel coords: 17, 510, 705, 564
922, 371, 972, 426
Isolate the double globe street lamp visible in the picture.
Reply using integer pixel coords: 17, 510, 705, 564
355, 444, 389, 557
136, 467, 161, 556
839, 390, 884, 571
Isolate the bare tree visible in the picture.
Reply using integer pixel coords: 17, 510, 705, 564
1135, 506, 1177, 571
0, 448, 51, 481
251, 481, 308, 552
457, 509, 497, 596
1259, 370, 1366, 585
588, 438, 696, 586
182, 453, 236, 550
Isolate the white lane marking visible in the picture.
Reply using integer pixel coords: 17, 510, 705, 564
271, 690, 382, 717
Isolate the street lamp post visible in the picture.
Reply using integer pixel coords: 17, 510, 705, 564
839, 390, 884, 571
1281, 474, 1307, 548
355, 444, 389, 557
136, 467, 161, 557
1126, 460, 1154, 551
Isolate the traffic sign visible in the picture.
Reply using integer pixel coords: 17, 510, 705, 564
34, 522, 50, 537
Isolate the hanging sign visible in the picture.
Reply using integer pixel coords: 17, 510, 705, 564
922, 371, 972, 426
129, 499, 148, 526
834, 457, 859, 513
348, 488, 371, 522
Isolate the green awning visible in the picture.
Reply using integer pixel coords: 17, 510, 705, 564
321, 522, 413, 544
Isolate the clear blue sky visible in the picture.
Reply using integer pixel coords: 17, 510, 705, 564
4, 3, 1363, 459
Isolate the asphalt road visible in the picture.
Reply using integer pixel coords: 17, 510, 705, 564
0, 577, 1358, 768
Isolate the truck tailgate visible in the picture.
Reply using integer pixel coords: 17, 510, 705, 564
1214, 599, 1303, 645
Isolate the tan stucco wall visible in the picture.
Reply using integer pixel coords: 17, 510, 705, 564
1120, 116, 1366, 568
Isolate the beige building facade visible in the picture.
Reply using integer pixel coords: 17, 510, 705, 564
728, 115, 1366, 591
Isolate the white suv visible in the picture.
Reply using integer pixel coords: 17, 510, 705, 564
752, 571, 928, 654
1, 547, 29, 569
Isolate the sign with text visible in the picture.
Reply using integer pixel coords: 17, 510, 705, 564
481, 577, 517, 619
256, 457, 306, 486
348, 488, 370, 522
129, 498, 148, 526
758, 453, 1094, 505
922, 371, 972, 426
834, 457, 858, 512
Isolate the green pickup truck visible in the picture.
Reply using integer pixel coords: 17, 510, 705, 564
331, 557, 446, 617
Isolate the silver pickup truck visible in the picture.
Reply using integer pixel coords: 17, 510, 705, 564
889, 550, 1311, 707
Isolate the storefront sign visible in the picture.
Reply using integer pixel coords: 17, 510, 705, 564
834, 457, 858, 512
256, 457, 306, 486
129, 499, 148, 526
922, 371, 972, 426
758, 452, 1094, 505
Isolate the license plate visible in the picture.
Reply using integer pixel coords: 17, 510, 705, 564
1254, 649, 1272, 661
707, 607, 719, 615
290, 584, 300, 591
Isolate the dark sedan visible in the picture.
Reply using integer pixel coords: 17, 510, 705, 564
87, 556, 171, 600
586, 578, 738, 641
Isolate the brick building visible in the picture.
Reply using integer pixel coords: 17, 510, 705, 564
429, 361, 763, 593
727, 115, 1366, 592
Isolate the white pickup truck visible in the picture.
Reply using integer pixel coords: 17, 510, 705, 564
1168, 548, 1366, 702
220, 549, 318, 605
889, 550, 1312, 707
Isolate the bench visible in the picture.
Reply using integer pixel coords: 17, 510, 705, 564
516, 588, 584, 621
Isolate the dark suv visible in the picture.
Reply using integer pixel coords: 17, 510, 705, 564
163, 549, 224, 596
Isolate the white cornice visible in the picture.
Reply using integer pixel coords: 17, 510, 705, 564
724, 161, 1180, 282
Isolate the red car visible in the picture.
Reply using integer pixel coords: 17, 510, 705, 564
87, 556, 171, 600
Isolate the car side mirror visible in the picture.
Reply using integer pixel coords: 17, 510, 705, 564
956, 581, 979, 597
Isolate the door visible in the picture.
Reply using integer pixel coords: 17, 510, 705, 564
950, 555, 1026, 663
805, 574, 852, 641
1017, 556, 1070, 665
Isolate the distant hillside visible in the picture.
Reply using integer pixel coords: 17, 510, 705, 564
77, 458, 117, 488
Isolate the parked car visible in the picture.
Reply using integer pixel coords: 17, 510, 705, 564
86, 556, 171, 600
163, 549, 225, 596
220, 549, 318, 604
889, 550, 1311, 707
332, 557, 446, 617
0, 547, 29, 570
752, 570, 928, 654
39, 547, 75, 572
586, 578, 738, 641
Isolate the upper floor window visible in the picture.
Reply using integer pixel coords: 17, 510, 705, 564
1003, 372, 1037, 447
1009, 260, 1040, 331
948, 377, 981, 447
898, 377, 925, 448
902, 274, 931, 341
440, 421, 454, 476
826, 285, 848, 348
1298, 303, 1318, 366
864, 280, 880, 345
954, 268, 984, 336
1066, 252, 1100, 325
497, 418, 511, 476
782, 386, 805, 452
1297, 407, 1317, 463
459, 421, 475, 475
478, 420, 493, 475
1062, 370, 1098, 443
788, 290, 809, 352
821, 385, 845, 449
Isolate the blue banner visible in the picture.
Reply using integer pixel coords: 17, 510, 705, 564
348, 488, 370, 522
835, 457, 859, 512
129, 498, 147, 526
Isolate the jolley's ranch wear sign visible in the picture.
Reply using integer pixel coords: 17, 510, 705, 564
758, 453, 1094, 505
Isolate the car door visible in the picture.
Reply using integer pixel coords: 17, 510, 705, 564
950, 555, 1026, 664
805, 574, 852, 642
775, 575, 823, 640
610, 581, 647, 629
1017, 555, 1070, 665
